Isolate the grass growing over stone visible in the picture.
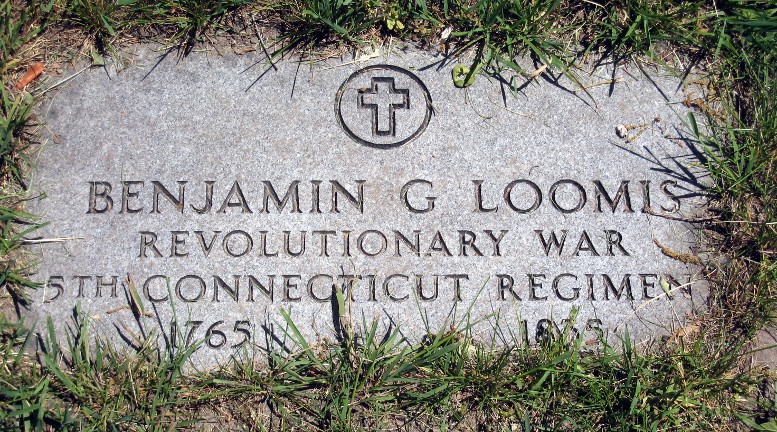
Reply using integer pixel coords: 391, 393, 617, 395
1, 0, 776, 430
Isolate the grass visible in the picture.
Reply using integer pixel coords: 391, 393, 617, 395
0, 304, 764, 430
0, 1, 52, 72
0, 0, 776, 430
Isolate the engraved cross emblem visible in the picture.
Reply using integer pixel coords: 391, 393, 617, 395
358, 77, 410, 137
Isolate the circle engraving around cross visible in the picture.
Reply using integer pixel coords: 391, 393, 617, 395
335, 65, 433, 148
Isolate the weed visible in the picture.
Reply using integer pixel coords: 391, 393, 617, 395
584, 0, 710, 60
263, 0, 377, 61
440, 0, 581, 89
0, 84, 43, 306
61, 0, 131, 53
0, 0, 53, 73
150, 0, 252, 54
0, 85, 34, 183
686, 2, 776, 343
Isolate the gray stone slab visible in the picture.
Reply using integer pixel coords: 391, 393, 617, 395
27, 45, 708, 367
755, 327, 777, 370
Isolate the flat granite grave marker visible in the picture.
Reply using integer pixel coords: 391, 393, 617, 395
28, 47, 708, 366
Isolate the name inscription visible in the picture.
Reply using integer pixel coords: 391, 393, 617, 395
84, 178, 681, 216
